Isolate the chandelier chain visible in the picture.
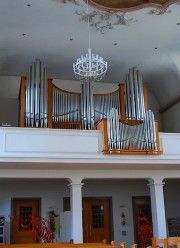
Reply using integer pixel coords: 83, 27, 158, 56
73, 0, 107, 83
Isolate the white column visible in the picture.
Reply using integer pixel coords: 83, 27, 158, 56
148, 179, 167, 239
69, 182, 83, 243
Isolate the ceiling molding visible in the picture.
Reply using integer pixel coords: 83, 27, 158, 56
88, 0, 180, 12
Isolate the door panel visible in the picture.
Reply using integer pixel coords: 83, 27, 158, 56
12, 199, 40, 244
83, 199, 110, 243
64, 198, 111, 243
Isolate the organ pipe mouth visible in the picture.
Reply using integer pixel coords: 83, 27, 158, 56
120, 120, 143, 126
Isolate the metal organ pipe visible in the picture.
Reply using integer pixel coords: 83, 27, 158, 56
81, 81, 94, 130
30, 63, 35, 127
94, 90, 121, 124
107, 107, 157, 151
129, 68, 136, 119
52, 86, 81, 126
25, 59, 48, 127
26, 67, 31, 127
124, 67, 145, 120
137, 70, 145, 119
133, 67, 140, 120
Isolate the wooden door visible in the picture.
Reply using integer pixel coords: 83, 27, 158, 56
64, 198, 111, 243
12, 199, 40, 244
133, 197, 152, 248
83, 199, 111, 243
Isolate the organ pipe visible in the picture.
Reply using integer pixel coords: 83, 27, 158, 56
52, 86, 81, 124
124, 67, 145, 120
81, 81, 94, 130
94, 89, 121, 124
25, 58, 48, 127
107, 108, 157, 151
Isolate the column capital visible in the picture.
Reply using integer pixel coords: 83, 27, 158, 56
68, 183, 84, 188
147, 178, 165, 186
147, 182, 165, 187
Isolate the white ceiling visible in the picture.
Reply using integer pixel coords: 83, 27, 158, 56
0, 0, 180, 108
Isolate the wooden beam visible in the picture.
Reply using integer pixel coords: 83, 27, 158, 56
159, 95, 180, 114
19, 76, 26, 127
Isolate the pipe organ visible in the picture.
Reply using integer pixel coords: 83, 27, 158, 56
19, 63, 161, 154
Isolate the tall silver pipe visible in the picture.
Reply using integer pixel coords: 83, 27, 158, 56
75, 95, 78, 122
124, 67, 145, 120
94, 89, 120, 124
129, 68, 136, 119
125, 74, 131, 119
40, 61, 44, 127
30, 62, 35, 127
69, 94, 72, 122
43, 69, 48, 127
26, 67, 31, 127
137, 70, 145, 119
80, 81, 94, 130
86, 82, 90, 129
53, 88, 56, 122
35, 59, 40, 127
81, 83, 85, 129
107, 111, 111, 148
143, 111, 150, 149
90, 82, 94, 128
58, 90, 60, 122
133, 67, 140, 120
25, 59, 48, 128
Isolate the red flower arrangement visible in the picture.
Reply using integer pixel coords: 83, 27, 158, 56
9, 214, 55, 243
137, 214, 153, 248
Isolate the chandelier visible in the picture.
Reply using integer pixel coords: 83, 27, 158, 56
73, 0, 107, 83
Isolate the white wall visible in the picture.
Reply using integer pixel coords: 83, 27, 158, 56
0, 76, 20, 127
0, 98, 19, 126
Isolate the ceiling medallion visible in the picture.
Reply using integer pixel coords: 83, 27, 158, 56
76, 10, 134, 33
148, 6, 171, 15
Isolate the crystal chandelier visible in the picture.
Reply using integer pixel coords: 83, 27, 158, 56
73, 0, 107, 83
